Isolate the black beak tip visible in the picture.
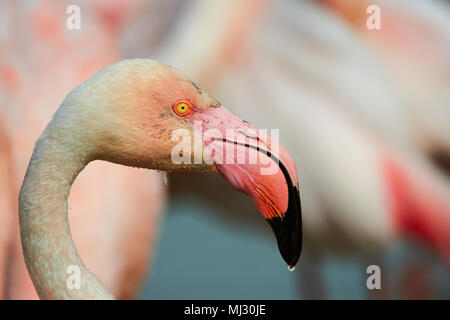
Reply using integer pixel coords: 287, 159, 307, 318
267, 216, 302, 268
266, 186, 302, 269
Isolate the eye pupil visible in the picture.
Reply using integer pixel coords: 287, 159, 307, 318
178, 104, 188, 112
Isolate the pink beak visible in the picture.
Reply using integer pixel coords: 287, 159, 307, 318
186, 106, 302, 269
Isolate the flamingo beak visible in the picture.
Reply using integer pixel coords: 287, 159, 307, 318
187, 106, 302, 268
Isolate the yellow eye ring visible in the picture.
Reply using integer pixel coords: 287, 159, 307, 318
173, 99, 193, 116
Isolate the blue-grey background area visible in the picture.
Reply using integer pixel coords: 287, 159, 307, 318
138, 175, 450, 300
140, 197, 300, 299
138, 201, 450, 300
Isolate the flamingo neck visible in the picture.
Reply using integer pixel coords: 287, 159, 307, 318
19, 128, 113, 299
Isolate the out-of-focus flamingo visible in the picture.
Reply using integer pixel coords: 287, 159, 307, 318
0, 0, 166, 299
317, 0, 450, 170
19, 59, 302, 299
0, 120, 15, 299
137, 0, 450, 297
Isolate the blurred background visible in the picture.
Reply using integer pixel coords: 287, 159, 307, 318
0, 0, 449, 299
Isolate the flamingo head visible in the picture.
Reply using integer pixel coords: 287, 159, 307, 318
65, 59, 302, 269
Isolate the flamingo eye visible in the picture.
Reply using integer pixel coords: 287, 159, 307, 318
173, 100, 192, 116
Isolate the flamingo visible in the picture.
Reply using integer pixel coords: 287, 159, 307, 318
18, 59, 302, 299
5, 0, 448, 299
